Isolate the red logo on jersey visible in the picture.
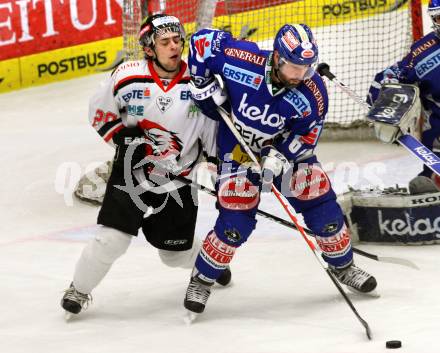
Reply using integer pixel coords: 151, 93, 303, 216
300, 125, 322, 145
194, 37, 211, 58
290, 164, 330, 201
304, 79, 325, 116
218, 177, 260, 210
138, 120, 182, 160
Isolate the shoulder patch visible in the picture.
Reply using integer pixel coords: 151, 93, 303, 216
224, 47, 266, 66
304, 78, 326, 116
414, 47, 440, 79
412, 39, 437, 58
283, 89, 312, 118
193, 32, 215, 61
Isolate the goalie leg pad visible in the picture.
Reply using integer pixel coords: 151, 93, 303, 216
73, 226, 132, 294
74, 161, 113, 205
345, 188, 440, 244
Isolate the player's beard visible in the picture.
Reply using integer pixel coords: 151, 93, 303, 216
273, 67, 301, 89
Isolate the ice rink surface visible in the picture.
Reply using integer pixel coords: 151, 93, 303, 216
1, 43, 439, 353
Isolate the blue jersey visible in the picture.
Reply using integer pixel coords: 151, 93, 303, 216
188, 29, 329, 163
368, 32, 440, 124
367, 32, 440, 179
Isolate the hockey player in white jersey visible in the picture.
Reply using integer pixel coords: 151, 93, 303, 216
61, 14, 231, 317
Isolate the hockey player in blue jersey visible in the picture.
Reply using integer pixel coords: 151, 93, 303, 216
367, 0, 440, 194
183, 23, 377, 314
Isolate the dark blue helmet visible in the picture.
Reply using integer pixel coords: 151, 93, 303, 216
273, 24, 318, 66
429, 0, 440, 37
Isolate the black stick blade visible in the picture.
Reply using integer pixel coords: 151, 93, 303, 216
317, 63, 335, 80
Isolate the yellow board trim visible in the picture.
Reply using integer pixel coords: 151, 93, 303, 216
0, 37, 123, 93
0, 58, 21, 92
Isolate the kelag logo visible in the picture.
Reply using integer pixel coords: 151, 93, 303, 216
222, 63, 263, 89
37, 51, 107, 77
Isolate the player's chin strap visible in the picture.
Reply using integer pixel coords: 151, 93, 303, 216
317, 63, 440, 178
215, 106, 372, 340
153, 56, 179, 73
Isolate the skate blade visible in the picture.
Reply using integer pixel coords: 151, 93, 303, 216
64, 311, 74, 322
347, 286, 381, 298
183, 310, 199, 325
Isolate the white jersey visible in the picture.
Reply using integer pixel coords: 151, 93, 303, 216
89, 59, 217, 178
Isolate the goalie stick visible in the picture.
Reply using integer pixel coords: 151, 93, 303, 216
317, 63, 440, 177
175, 175, 419, 270
216, 107, 372, 340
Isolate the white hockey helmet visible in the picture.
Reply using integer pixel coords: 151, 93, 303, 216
139, 14, 185, 48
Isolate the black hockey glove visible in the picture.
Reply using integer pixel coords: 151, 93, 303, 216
112, 126, 146, 169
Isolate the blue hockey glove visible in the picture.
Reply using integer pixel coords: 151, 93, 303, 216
188, 78, 230, 121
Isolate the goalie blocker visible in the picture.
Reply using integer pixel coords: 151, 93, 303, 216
367, 83, 421, 144
339, 188, 440, 244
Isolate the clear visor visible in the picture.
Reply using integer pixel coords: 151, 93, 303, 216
278, 57, 315, 80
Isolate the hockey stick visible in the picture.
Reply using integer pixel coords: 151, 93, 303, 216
175, 175, 418, 269
97, 50, 125, 72
216, 107, 372, 340
317, 63, 440, 176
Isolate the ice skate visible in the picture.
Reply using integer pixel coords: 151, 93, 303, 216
215, 266, 232, 287
330, 262, 378, 295
61, 283, 92, 319
183, 275, 213, 320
